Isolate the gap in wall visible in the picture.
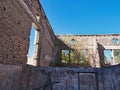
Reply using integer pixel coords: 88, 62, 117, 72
104, 50, 112, 64
27, 26, 35, 65
114, 50, 120, 64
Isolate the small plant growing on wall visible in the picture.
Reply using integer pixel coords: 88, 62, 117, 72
59, 38, 91, 67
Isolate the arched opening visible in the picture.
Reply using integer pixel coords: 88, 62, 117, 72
71, 39, 76, 46
113, 38, 119, 45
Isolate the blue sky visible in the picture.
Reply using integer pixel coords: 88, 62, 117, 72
40, 0, 120, 35
28, 0, 120, 56
28, 26, 35, 57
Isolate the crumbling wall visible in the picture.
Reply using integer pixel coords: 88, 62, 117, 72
0, 63, 120, 90
0, 0, 55, 66
55, 35, 120, 67
0, 0, 120, 90
28, 65, 120, 90
23, 0, 55, 66
0, 0, 32, 65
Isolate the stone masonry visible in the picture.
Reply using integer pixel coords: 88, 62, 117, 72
0, 0, 120, 90
0, 64, 120, 90
55, 34, 120, 67
0, 0, 55, 66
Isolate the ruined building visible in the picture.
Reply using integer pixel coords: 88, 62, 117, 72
55, 34, 120, 67
0, 0, 120, 90
0, 0, 55, 66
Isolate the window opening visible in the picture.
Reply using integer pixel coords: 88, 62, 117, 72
113, 38, 119, 44
104, 50, 112, 64
71, 39, 76, 46
61, 49, 90, 67
27, 26, 35, 65
114, 50, 120, 64
83, 49, 87, 57
62, 50, 70, 63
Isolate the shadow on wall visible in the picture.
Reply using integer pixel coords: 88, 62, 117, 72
54, 37, 120, 68
53, 37, 91, 68
98, 43, 120, 67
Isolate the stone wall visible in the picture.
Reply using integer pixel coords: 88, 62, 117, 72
22, 0, 55, 66
29, 65, 120, 90
0, 63, 120, 90
0, 0, 32, 64
55, 35, 120, 67
0, 64, 23, 90
0, 0, 55, 66
0, 0, 120, 90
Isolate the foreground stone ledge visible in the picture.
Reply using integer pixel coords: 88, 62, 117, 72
0, 64, 120, 90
